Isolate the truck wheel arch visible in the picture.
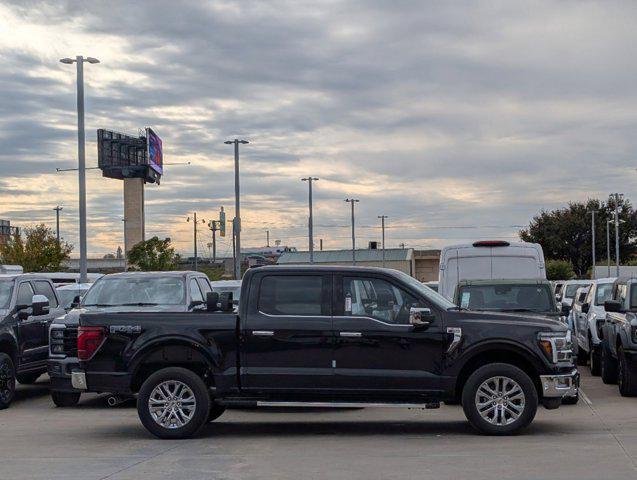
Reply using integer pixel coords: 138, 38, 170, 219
452, 343, 543, 402
129, 339, 218, 392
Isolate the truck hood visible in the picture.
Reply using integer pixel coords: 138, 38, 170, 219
53, 305, 187, 326
448, 309, 568, 332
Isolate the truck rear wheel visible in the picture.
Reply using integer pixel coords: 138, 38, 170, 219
462, 363, 538, 435
51, 391, 81, 407
601, 341, 618, 384
137, 367, 210, 439
589, 337, 601, 376
618, 346, 637, 397
0, 353, 16, 410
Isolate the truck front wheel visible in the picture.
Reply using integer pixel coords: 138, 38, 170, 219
137, 367, 210, 439
0, 353, 16, 410
589, 337, 601, 376
601, 341, 618, 384
618, 346, 637, 397
462, 363, 538, 435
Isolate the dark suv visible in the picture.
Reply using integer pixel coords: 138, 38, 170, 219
0, 273, 64, 408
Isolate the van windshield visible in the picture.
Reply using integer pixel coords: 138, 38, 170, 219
0, 280, 13, 309
457, 283, 557, 313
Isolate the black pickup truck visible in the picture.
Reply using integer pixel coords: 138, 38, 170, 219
75, 266, 578, 439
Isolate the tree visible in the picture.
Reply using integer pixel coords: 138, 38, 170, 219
127, 237, 180, 271
545, 259, 576, 281
0, 224, 73, 272
520, 197, 637, 277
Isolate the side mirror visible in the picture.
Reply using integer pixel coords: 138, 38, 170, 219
218, 292, 234, 312
410, 307, 434, 328
31, 294, 49, 316
206, 291, 220, 311
604, 299, 622, 313
70, 295, 81, 309
561, 304, 571, 316
555, 294, 562, 302
581, 302, 590, 314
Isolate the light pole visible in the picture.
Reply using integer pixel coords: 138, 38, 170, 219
378, 215, 388, 267
60, 55, 99, 283
209, 220, 218, 263
302, 177, 319, 263
224, 139, 249, 279
345, 199, 359, 265
606, 219, 612, 277
588, 210, 596, 279
611, 193, 623, 277
53, 206, 63, 244
187, 213, 205, 271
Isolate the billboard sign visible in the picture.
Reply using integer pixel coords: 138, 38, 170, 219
146, 127, 163, 175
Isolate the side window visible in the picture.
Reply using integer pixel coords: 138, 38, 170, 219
619, 284, 628, 305
584, 287, 594, 305
189, 278, 204, 303
17, 282, 35, 308
258, 275, 324, 316
196, 278, 212, 296
33, 281, 58, 308
343, 276, 421, 324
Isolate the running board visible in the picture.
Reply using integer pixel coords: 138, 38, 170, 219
255, 401, 440, 409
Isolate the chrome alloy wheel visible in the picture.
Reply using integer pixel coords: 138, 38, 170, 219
148, 380, 197, 429
475, 376, 526, 426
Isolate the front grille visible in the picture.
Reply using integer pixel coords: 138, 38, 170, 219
50, 326, 78, 357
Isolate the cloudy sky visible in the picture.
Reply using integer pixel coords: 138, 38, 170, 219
2, 0, 637, 258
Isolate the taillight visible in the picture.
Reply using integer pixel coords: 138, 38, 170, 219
77, 326, 107, 361
472, 240, 510, 247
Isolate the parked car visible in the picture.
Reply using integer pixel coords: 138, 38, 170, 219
565, 286, 589, 365
553, 281, 565, 302
600, 278, 637, 396
210, 280, 241, 307
574, 278, 615, 375
559, 280, 591, 313
47, 271, 213, 407
438, 240, 546, 300
37, 272, 103, 287
0, 273, 64, 408
74, 265, 577, 439
55, 283, 93, 311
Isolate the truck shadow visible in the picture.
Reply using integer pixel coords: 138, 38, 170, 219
12, 380, 51, 406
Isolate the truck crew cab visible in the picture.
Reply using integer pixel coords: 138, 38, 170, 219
0, 273, 64, 408
74, 266, 578, 439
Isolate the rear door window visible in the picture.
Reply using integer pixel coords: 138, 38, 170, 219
258, 275, 325, 316
33, 281, 58, 308
17, 282, 34, 308
189, 278, 204, 303
196, 277, 212, 296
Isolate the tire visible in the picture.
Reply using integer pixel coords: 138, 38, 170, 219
601, 341, 618, 385
137, 367, 210, 439
617, 346, 637, 397
51, 391, 81, 407
207, 402, 226, 422
461, 363, 538, 435
16, 372, 41, 385
0, 353, 16, 410
589, 337, 601, 376
576, 352, 588, 366
561, 392, 579, 405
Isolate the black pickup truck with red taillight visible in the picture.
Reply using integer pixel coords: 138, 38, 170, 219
75, 265, 578, 439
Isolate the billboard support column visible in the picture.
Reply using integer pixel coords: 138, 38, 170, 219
124, 178, 145, 255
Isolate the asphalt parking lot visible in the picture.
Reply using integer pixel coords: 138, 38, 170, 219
1, 369, 636, 480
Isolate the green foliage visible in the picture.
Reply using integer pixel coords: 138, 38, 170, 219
0, 224, 73, 272
127, 237, 180, 271
196, 266, 225, 281
545, 259, 576, 281
520, 197, 637, 276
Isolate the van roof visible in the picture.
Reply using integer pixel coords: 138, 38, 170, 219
458, 278, 551, 286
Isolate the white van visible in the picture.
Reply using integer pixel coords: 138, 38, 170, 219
438, 240, 546, 300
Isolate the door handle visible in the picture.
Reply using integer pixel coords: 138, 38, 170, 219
252, 330, 274, 336
339, 332, 362, 337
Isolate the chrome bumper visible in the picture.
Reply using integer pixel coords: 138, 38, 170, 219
540, 369, 579, 398
71, 370, 87, 390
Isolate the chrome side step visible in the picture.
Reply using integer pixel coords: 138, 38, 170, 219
256, 401, 439, 409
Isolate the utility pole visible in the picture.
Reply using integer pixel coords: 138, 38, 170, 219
588, 210, 597, 279
612, 193, 623, 277
60, 55, 99, 283
320, 239, 323, 251
209, 220, 218, 262
302, 177, 319, 263
266, 230, 270, 247
345, 199, 359, 265
378, 215, 388, 268
224, 139, 249, 279
188, 213, 205, 271
606, 219, 612, 277
53, 206, 63, 244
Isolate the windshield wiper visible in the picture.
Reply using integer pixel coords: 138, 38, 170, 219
118, 302, 159, 306
447, 306, 468, 311
83, 303, 117, 307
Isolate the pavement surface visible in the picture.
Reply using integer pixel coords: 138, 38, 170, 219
1, 369, 636, 480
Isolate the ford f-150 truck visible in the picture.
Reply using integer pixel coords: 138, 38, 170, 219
74, 266, 578, 439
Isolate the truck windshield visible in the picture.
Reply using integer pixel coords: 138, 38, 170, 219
565, 283, 589, 298
82, 277, 186, 306
0, 280, 13, 309
392, 271, 455, 309
458, 284, 556, 313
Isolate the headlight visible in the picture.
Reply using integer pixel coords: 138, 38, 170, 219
51, 344, 65, 354
631, 326, 637, 343
539, 331, 573, 364
50, 329, 64, 340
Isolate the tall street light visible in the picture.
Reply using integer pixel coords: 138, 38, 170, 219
611, 193, 623, 277
53, 206, 63, 244
378, 215, 388, 267
345, 199, 359, 265
301, 177, 319, 263
60, 55, 100, 283
225, 139, 248, 279
606, 219, 612, 277
588, 209, 596, 279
